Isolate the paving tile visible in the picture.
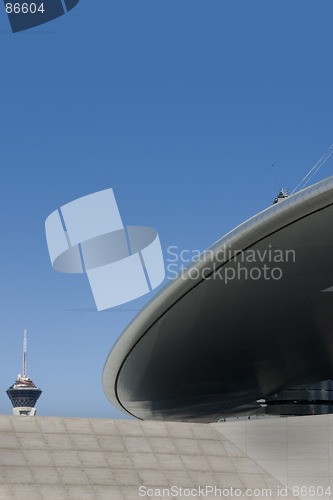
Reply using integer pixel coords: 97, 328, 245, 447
130, 452, 159, 470
38, 484, 69, 500
231, 457, 260, 474
90, 419, 120, 436
0, 417, 13, 433
58, 466, 90, 485
51, 450, 81, 467
116, 420, 145, 437
222, 441, 247, 457
85, 467, 115, 485
11, 484, 42, 500
98, 435, 126, 452
104, 451, 133, 469
22, 450, 53, 467
121, 486, 141, 500
180, 454, 211, 472
215, 471, 244, 489
0, 450, 26, 467
17, 433, 47, 450
206, 455, 236, 473
78, 450, 108, 468
155, 453, 185, 471
10, 417, 39, 433
3, 466, 34, 484
0, 485, 14, 500
191, 423, 219, 440
162, 469, 194, 487
148, 437, 177, 454
70, 434, 100, 451
123, 436, 153, 454
239, 472, 270, 489
67, 486, 96, 500
138, 469, 169, 487
174, 438, 202, 455
31, 466, 61, 484
43, 433, 74, 450
199, 439, 227, 456
165, 422, 194, 438
0, 433, 20, 449
37, 417, 67, 434
113, 469, 141, 486
140, 421, 168, 438
187, 470, 216, 486
94, 485, 125, 500
64, 418, 93, 435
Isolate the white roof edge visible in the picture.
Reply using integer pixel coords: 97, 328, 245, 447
102, 176, 333, 415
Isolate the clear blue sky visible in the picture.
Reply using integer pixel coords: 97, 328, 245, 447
0, 1, 333, 418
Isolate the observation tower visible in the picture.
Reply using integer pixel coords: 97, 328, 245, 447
6, 330, 42, 416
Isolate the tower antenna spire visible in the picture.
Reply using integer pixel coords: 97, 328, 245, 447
23, 329, 27, 378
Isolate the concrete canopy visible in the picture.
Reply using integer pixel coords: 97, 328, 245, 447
103, 177, 333, 422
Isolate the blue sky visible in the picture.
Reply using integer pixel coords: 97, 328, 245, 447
0, 0, 333, 418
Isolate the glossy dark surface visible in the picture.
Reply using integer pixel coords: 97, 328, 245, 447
114, 204, 333, 422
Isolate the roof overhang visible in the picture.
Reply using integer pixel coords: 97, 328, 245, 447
103, 176, 333, 422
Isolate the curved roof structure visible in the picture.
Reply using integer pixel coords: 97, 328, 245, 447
103, 176, 333, 422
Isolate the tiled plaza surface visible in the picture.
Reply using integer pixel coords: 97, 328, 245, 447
0, 415, 298, 499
